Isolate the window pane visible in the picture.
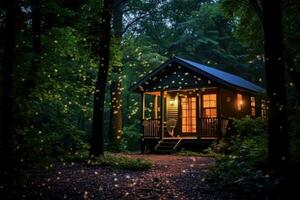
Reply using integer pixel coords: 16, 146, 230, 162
203, 101, 209, 108
202, 94, 217, 118
181, 96, 197, 133
210, 100, 216, 107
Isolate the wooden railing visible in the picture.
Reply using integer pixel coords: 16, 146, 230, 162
199, 117, 229, 138
199, 117, 219, 138
142, 118, 229, 139
143, 119, 160, 138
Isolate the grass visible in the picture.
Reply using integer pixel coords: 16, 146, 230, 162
175, 149, 220, 158
88, 152, 153, 170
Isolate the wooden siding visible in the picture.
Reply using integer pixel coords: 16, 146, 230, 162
166, 93, 178, 120
220, 88, 252, 118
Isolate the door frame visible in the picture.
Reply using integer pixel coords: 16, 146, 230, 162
178, 94, 198, 137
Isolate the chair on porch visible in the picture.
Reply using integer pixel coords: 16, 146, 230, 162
166, 119, 177, 137
220, 119, 230, 137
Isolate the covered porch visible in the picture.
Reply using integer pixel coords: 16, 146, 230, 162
140, 88, 228, 140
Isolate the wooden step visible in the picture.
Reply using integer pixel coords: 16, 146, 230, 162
154, 138, 182, 153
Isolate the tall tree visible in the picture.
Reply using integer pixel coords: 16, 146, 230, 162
25, 0, 41, 95
250, 0, 300, 95
262, 0, 289, 174
108, 2, 123, 147
90, 0, 114, 156
0, 0, 18, 192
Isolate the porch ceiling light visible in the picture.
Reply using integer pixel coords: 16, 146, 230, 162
169, 98, 175, 105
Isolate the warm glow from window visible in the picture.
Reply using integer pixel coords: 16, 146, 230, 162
169, 98, 175, 105
181, 97, 196, 133
251, 97, 255, 116
237, 94, 243, 111
202, 94, 217, 118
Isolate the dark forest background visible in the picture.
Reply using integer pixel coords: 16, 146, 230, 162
0, 0, 299, 198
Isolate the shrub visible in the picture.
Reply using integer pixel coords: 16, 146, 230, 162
232, 116, 266, 138
89, 153, 153, 170
207, 117, 275, 197
212, 116, 267, 154
120, 125, 141, 151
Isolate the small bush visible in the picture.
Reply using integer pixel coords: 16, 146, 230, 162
89, 153, 153, 170
212, 116, 267, 154
120, 125, 141, 151
207, 117, 274, 197
232, 116, 266, 138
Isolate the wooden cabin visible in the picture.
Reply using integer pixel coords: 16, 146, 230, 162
129, 56, 265, 153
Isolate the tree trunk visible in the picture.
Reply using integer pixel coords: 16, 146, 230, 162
25, 0, 41, 95
262, 0, 289, 174
90, 0, 114, 157
108, 3, 123, 147
251, 0, 300, 95
0, 0, 18, 193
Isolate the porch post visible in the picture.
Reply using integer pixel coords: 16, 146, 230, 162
160, 91, 165, 139
153, 95, 158, 119
141, 93, 145, 120
196, 93, 200, 139
217, 88, 222, 140
140, 93, 145, 153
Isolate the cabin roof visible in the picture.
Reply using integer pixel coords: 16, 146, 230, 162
129, 56, 266, 94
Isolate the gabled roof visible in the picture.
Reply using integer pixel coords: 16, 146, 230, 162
129, 56, 265, 94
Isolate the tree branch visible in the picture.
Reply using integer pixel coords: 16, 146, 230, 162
121, 13, 150, 35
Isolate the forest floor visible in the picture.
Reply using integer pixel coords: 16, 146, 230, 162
17, 154, 234, 200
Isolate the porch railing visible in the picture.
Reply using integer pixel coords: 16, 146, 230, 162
199, 117, 229, 138
199, 117, 218, 138
142, 118, 229, 138
143, 119, 160, 138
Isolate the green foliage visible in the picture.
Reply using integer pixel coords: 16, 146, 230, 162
207, 117, 274, 196
120, 125, 142, 151
175, 150, 219, 157
89, 153, 153, 170
232, 116, 266, 138
11, 1, 97, 167
213, 116, 266, 153
221, 0, 300, 85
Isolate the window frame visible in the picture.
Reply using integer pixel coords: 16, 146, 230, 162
180, 96, 197, 133
201, 93, 217, 118
250, 96, 256, 116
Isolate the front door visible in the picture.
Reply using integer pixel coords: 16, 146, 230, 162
180, 96, 197, 135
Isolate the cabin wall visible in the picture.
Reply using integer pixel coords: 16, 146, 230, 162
220, 88, 236, 118
237, 92, 251, 118
166, 92, 178, 121
220, 88, 252, 118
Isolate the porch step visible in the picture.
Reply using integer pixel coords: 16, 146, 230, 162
155, 138, 182, 153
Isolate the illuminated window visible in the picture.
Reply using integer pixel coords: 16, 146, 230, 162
181, 97, 196, 133
251, 97, 256, 116
202, 94, 217, 118
237, 93, 243, 111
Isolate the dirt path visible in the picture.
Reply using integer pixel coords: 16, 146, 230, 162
18, 154, 226, 200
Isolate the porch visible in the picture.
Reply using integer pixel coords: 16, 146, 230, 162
140, 89, 229, 141
142, 117, 227, 139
